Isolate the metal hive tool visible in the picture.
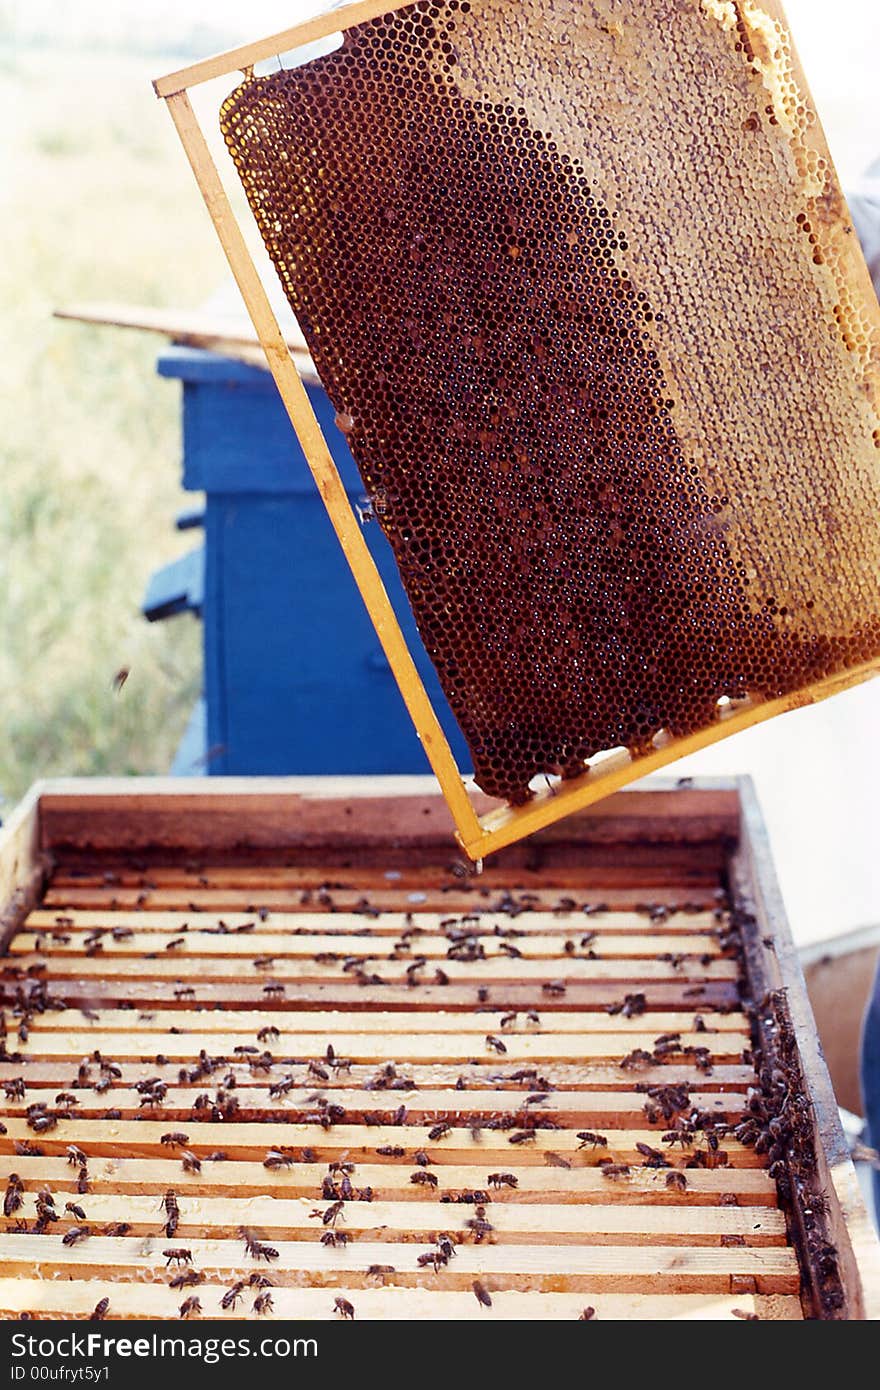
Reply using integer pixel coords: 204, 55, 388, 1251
155, 0, 880, 860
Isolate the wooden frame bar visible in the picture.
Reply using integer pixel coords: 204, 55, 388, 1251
153, 8, 880, 861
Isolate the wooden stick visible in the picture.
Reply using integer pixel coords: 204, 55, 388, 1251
0, 1235, 801, 1293
0, 1279, 802, 1319
13, 1026, 744, 1061
11, 1006, 745, 1035
0, 1155, 777, 1203
0, 1118, 760, 1165
10, 1191, 786, 1244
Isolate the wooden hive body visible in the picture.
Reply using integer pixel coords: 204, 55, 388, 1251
0, 777, 877, 1319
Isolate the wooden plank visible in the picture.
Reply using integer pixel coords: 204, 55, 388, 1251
12, 929, 725, 960
44, 880, 721, 911
0, 1235, 801, 1292
9, 1006, 745, 1035
11, 1026, 745, 1062
0, 1086, 742, 1125
0, 1278, 801, 1320
0, 977, 741, 1015
8, 1190, 786, 1244
53, 301, 320, 383
0, 1059, 754, 1093
25, 907, 724, 935
0, 1119, 760, 1165
0, 1156, 778, 1204
3, 954, 739, 985
35, 778, 738, 857
0, 783, 46, 952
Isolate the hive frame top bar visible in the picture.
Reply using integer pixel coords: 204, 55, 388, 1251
154, 1, 880, 862
153, 1, 417, 98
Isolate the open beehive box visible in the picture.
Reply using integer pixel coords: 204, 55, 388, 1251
153, 0, 880, 860
0, 776, 877, 1319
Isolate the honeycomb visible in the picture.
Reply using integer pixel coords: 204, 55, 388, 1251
220, 0, 880, 804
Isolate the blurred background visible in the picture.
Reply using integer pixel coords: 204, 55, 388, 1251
2, 0, 879, 948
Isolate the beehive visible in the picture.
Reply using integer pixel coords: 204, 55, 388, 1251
0, 778, 877, 1319
155, 0, 880, 859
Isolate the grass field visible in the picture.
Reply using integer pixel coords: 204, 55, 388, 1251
0, 42, 235, 807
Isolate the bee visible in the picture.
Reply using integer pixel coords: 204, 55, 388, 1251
599, 1163, 631, 1181
410, 1171, 438, 1188
665, 1171, 689, 1192
169, 1270, 202, 1289
376, 1145, 405, 1158
77, 1167, 90, 1195
62, 1226, 91, 1245
320, 1230, 348, 1248
64, 1203, 87, 1220
89, 1298, 110, 1321
103, 1223, 131, 1237
472, 1280, 492, 1308
257, 1027, 280, 1043
367, 1265, 396, 1279
4, 1174, 23, 1217
160, 1133, 189, 1149
576, 1131, 608, 1151
253, 1291, 274, 1315
428, 1124, 451, 1142
508, 1131, 535, 1145
334, 1297, 355, 1320
178, 1297, 202, 1319
163, 1248, 193, 1267
487, 1173, 518, 1189
322, 1201, 345, 1228
264, 1150, 295, 1170
485, 1035, 507, 1055
162, 1190, 180, 1238
579, 1306, 596, 1320
412, 1150, 431, 1167
220, 1282, 245, 1310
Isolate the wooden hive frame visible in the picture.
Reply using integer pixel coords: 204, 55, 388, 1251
150, 0, 880, 862
0, 775, 878, 1319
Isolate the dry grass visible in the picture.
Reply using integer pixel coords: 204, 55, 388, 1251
0, 43, 237, 807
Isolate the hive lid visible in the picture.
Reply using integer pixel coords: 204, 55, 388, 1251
155, 0, 880, 860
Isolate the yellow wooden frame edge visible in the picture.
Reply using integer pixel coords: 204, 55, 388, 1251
154, 2, 880, 862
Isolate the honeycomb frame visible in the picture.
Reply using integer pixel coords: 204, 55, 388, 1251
155, 0, 880, 861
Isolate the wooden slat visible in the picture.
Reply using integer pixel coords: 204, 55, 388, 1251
0, 1119, 761, 1165
0, 1156, 779, 1204
0, 1086, 742, 1124
0, 979, 742, 1013
3, 955, 739, 984
0, 1235, 801, 1292
10, 1027, 744, 1062
8, 1191, 786, 1244
0, 1279, 802, 1319
5, 1006, 746, 1035
11, 930, 726, 961
42, 883, 721, 910
26, 907, 722, 935
0, 1059, 755, 1093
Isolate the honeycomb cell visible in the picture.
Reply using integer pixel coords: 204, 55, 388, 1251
220, 0, 880, 805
